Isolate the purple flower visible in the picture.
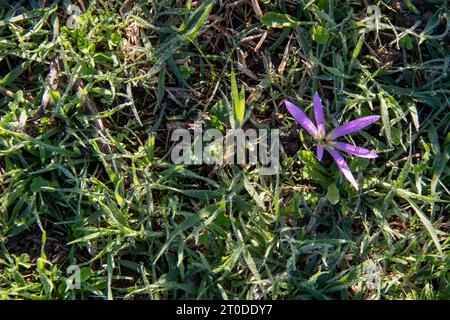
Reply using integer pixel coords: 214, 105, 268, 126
285, 92, 380, 190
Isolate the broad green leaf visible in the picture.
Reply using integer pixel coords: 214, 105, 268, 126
311, 25, 330, 44
399, 34, 414, 50
80, 267, 93, 282
208, 99, 229, 131
260, 12, 299, 28
298, 150, 328, 175
280, 193, 300, 216
326, 183, 340, 205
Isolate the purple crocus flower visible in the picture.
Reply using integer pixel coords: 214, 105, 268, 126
285, 92, 380, 190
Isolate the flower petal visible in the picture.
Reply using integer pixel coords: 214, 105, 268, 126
317, 143, 324, 161
284, 100, 318, 137
334, 142, 379, 159
313, 92, 326, 135
329, 115, 380, 140
327, 148, 359, 190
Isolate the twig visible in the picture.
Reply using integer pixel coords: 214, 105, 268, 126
0, 85, 34, 103
0, 85, 15, 98
250, 0, 263, 19
254, 31, 267, 52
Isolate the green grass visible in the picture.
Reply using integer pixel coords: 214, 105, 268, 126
0, 0, 449, 300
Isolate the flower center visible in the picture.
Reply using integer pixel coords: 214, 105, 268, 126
317, 129, 326, 141
317, 134, 335, 148
317, 129, 336, 148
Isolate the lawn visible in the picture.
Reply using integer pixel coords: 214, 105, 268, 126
0, 0, 448, 300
